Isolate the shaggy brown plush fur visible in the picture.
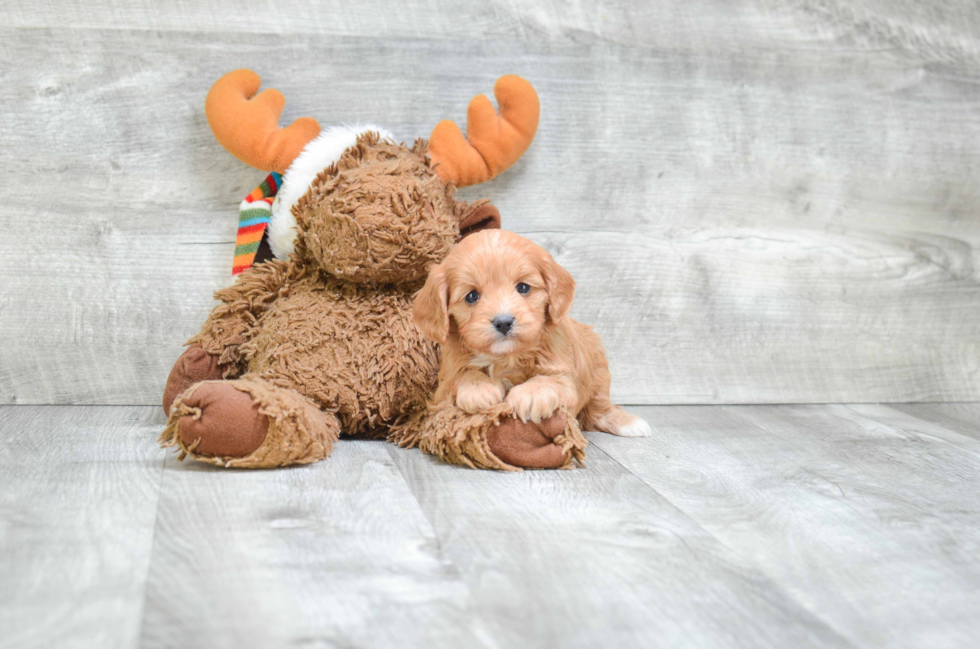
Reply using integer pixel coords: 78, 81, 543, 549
298, 138, 460, 285
161, 134, 585, 470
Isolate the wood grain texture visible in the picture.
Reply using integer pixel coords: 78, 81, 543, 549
3, 403, 980, 646
852, 402, 980, 450
3, 0, 980, 60
139, 439, 492, 649
2, 0, 980, 405
590, 404, 980, 649
0, 406, 165, 649
384, 441, 853, 648
888, 402, 980, 441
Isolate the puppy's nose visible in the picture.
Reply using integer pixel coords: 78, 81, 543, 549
492, 314, 515, 336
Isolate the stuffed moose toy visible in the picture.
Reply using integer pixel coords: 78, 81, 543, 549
160, 69, 587, 470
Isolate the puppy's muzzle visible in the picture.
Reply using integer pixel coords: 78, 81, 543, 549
492, 314, 514, 336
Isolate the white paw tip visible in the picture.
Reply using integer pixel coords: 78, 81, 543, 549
615, 418, 652, 438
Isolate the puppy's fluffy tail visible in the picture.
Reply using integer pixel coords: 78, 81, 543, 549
583, 400, 651, 438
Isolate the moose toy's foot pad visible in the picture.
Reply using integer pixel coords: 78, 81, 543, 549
161, 377, 341, 468
162, 346, 225, 416
487, 414, 574, 469
172, 382, 269, 458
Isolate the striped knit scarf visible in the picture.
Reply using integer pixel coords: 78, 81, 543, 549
233, 172, 282, 275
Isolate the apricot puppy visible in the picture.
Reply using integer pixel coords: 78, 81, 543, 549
413, 229, 651, 437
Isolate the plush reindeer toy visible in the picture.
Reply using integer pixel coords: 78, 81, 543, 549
160, 70, 587, 470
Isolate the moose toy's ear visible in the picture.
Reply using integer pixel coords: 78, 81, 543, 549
458, 203, 500, 241
428, 75, 539, 187
413, 263, 451, 344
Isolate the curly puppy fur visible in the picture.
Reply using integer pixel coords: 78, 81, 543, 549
413, 230, 652, 438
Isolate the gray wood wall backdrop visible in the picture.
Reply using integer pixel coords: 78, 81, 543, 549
1, 0, 979, 406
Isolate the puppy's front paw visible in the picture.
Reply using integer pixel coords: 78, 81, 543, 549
506, 382, 561, 423
456, 380, 506, 414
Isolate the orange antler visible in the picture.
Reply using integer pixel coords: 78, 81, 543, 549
205, 69, 321, 174
428, 75, 540, 187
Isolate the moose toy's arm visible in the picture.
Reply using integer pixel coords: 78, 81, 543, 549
188, 259, 293, 372
163, 260, 291, 415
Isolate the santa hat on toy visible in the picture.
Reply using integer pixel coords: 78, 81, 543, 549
204, 69, 540, 275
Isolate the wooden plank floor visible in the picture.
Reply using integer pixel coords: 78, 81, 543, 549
2, 403, 977, 648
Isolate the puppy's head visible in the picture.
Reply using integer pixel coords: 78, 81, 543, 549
413, 230, 575, 356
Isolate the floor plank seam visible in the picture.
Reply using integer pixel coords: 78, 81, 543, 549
586, 436, 862, 648
132, 449, 170, 647
382, 445, 452, 558
381, 444, 493, 629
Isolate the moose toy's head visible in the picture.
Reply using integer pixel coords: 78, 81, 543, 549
205, 70, 539, 284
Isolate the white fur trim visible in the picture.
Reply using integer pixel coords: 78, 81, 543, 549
267, 124, 394, 259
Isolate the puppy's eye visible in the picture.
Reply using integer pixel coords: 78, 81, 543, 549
516, 283, 530, 295
464, 290, 480, 304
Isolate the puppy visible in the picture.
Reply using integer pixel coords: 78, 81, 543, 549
413, 229, 650, 437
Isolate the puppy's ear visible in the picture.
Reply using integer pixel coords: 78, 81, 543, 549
541, 255, 576, 324
413, 262, 451, 343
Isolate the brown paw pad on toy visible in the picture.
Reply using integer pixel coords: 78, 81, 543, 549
486, 413, 571, 469
172, 382, 269, 458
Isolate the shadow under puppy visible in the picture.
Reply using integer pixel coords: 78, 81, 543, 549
413, 229, 651, 443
